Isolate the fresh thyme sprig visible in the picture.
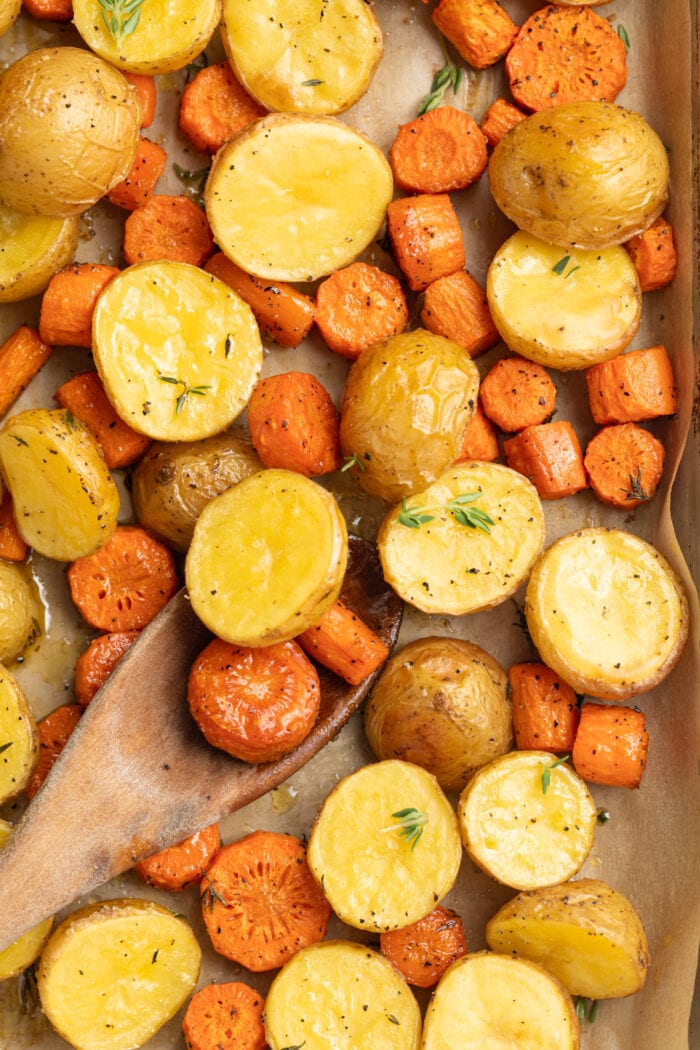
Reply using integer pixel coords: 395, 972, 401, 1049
617, 24, 630, 50
97, 0, 146, 47
624, 467, 651, 502
552, 255, 580, 279
540, 754, 570, 795
340, 453, 366, 473
397, 492, 494, 535
185, 52, 209, 83
381, 807, 429, 851
173, 163, 210, 208
158, 375, 211, 416
574, 996, 599, 1024
418, 38, 463, 115
199, 870, 227, 912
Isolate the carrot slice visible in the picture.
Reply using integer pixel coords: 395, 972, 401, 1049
624, 217, 678, 293
504, 420, 588, 499
387, 193, 466, 292
25, 705, 82, 801
420, 269, 499, 358
54, 371, 152, 469
315, 262, 408, 360
584, 422, 665, 509
22, 0, 73, 20
389, 106, 488, 194
200, 830, 331, 971
73, 630, 141, 707
509, 661, 580, 753
106, 137, 168, 211
0, 490, 28, 562
432, 0, 519, 70
480, 97, 527, 148
67, 525, 179, 631
123, 194, 214, 266
247, 371, 341, 477
296, 598, 389, 686
585, 345, 678, 425
0, 326, 53, 419
124, 73, 157, 129
182, 981, 267, 1050
380, 904, 467, 988
39, 263, 120, 348
454, 400, 500, 463
179, 61, 267, 155
506, 5, 627, 112
479, 355, 556, 433
135, 823, 221, 891
572, 702, 649, 789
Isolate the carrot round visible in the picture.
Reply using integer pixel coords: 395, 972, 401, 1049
247, 371, 341, 477
188, 638, 321, 764
39, 263, 120, 348
480, 97, 527, 149
625, 217, 677, 293
179, 61, 267, 155
135, 822, 221, 891
584, 422, 665, 509
506, 5, 627, 112
73, 631, 141, 707
380, 904, 467, 988
123, 73, 157, 129
585, 345, 678, 425
509, 661, 580, 753
420, 269, 499, 358
67, 525, 179, 631
479, 355, 556, 433
22, 0, 73, 20
386, 193, 466, 292
200, 829, 331, 971
296, 598, 389, 686
389, 106, 488, 194
106, 137, 168, 211
182, 981, 267, 1050
454, 400, 499, 463
315, 262, 408, 360
504, 420, 588, 500
54, 371, 152, 470
25, 704, 82, 801
123, 194, 214, 267
572, 702, 649, 789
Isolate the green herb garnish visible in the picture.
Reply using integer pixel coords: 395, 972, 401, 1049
199, 870, 227, 912
185, 52, 209, 82
574, 996, 599, 1024
418, 38, 462, 115
596, 808, 611, 825
158, 375, 211, 416
382, 807, 429, 851
617, 24, 630, 49
97, 0, 146, 47
340, 453, 366, 473
397, 492, 494, 534
397, 498, 435, 529
552, 255, 571, 275
173, 163, 210, 207
301, 79, 323, 86
0, 741, 13, 755
624, 467, 651, 502
541, 754, 570, 795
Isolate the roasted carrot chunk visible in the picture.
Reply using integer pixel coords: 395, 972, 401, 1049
625, 217, 678, 293
420, 269, 499, 357
67, 525, 179, 631
135, 823, 221, 891
124, 73, 157, 128
106, 136, 168, 211
247, 371, 341, 477
39, 263, 120, 348
479, 355, 556, 433
454, 400, 500, 463
205, 252, 315, 348
297, 598, 390, 686
509, 662, 580, 753
585, 345, 678, 425
22, 0, 73, 20
480, 96, 527, 148
572, 702, 649, 789
389, 106, 488, 194
380, 904, 468, 988
0, 326, 53, 419
432, 0, 519, 70
73, 630, 140, 707
54, 371, 152, 469
504, 420, 588, 499
25, 704, 82, 800
182, 981, 267, 1050
200, 830, 331, 971
0, 491, 27, 562
387, 193, 466, 292
315, 262, 408, 360
188, 638, 321, 764
123, 194, 214, 266
584, 423, 666, 509
179, 61, 267, 155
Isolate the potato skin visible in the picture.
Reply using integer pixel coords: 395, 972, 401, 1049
0, 562, 39, 664
364, 636, 513, 792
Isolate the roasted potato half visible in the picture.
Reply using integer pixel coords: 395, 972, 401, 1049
0, 562, 40, 665
0, 205, 78, 303
0, 666, 38, 804
0, 0, 20, 38
0, 821, 53, 979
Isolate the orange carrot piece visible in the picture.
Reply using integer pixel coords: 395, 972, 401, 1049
106, 137, 168, 211
480, 96, 527, 148
420, 269, 499, 358
179, 61, 267, 155
479, 355, 556, 433
123, 194, 214, 266
55, 371, 151, 469
380, 905, 467, 988
503, 420, 588, 499
204, 252, 315, 348
296, 598, 390, 686
22, 0, 72, 19
124, 73, 157, 128
315, 262, 409, 360
25, 705, 82, 801
454, 400, 499, 463
432, 0, 519, 70
624, 217, 677, 293
188, 638, 321, 764
584, 423, 666, 509
506, 5, 627, 112
39, 263, 120, 348
73, 630, 140, 707
182, 981, 267, 1050
0, 490, 28, 562
389, 106, 488, 194
509, 662, 580, 753
247, 371, 341, 477
0, 326, 53, 419
387, 193, 466, 292
135, 822, 221, 891
67, 525, 179, 631
572, 702, 649, 789
200, 829, 331, 971
585, 345, 678, 425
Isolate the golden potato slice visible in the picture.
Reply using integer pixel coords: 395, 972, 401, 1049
307, 759, 462, 932
185, 469, 348, 646
0, 0, 20, 38
377, 462, 545, 616
0, 820, 53, 979
525, 528, 689, 700
37, 898, 200, 1050
364, 636, 512, 792
205, 114, 394, 282
0, 667, 38, 804
73, 0, 221, 75
93, 261, 262, 442
0, 205, 78, 303
422, 952, 579, 1050
221, 0, 383, 115
264, 940, 421, 1050
0, 562, 39, 665
0, 409, 119, 561
486, 878, 651, 1000
458, 751, 596, 890
486, 231, 641, 370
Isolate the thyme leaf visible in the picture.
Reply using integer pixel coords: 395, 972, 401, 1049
397, 493, 493, 534
624, 467, 651, 502
97, 0, 146, 47
617, 24, 630, 49
301, 79, 323, 86
0, 741, 13, 755
199, 869, 227, 912
574, 996, 599, 1024
541, 754, 570, 795
173, 163, 210, 207
185, 52, 209, 82
381, 807, 429, 851
340, 453, 366, 473
397, 499, 434, 529
418, 38, 463, 115
158, 375, 211, 416
596, 808, 611, 824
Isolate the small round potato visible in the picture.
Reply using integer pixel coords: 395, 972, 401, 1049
0, 205, 79, 303
0, 821, 53, 979
0, 562, 39, 665
0, 666, 39, 804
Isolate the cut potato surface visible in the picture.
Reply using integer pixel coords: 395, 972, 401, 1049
0, 205, 78, 302
525, 527, 689, 699
93, 261, 262, 442
221, 0, 383, 114
486, 878, 651, 1000
378, 462, 545, 615
458, 751, 597, 890
37, 898, 201, 1050
487, 231, 641, 370
0, 562, 39, 665
265, 939, 422, 1050
205, 114, 394, 281
421, 951, 579, 1050
0, 667, 38, 804
186, 469, 348, 646
0, 820, 53, 979
307, 759, 462, 932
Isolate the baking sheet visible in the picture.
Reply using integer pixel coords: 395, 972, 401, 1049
0, 1, 698, 1047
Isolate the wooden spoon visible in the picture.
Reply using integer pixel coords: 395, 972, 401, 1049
0, 536, 402, 952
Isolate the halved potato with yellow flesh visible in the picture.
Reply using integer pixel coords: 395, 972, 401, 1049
265, 940, 422, 1050
458, 751, 597, 890
92, 261, 263, 442
0, 205, 78, 302
525, 528, 689, 700
186, 469, 348, 646
487, 231, 641, 370
307, 759, 462, 932
205, 114, 394, 282
72, 0, 221, 74
0, 0, 20, 38
377, 462, 545, 616
221, 0, 383, 115
37, 898, 201, 1050
422, 952, 579, 1050
0, 562, 40, 664
0, 668, 38, 804
0, 820, 53, 979
486, 878, 651, 1000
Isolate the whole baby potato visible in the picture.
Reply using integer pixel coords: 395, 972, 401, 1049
489, 101, 670, 249
0, 563, 39, 665
0, 47, 141, 216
